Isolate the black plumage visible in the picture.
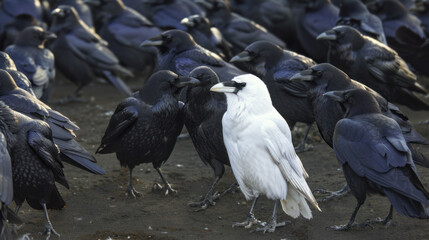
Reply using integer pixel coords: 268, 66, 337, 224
0, 69, 105, 175
180, 14, 233, 60
140, 30, 246, 82
96, 0, 161, 77
0, 51, 36, 96
183, 66, 231, 209
336, 0, 387, 44
317, 25, 429, 111
97, 70, 199, 197
410, 0, 429, 33
53, 0, 95, 29
5, 26, 56, 103
0, 0, 45, 37
194, 0, 286, 54
49, 5, 133, 101
229, 41, 316, 151
289, 0, 339, 62
324, 88, 429, 230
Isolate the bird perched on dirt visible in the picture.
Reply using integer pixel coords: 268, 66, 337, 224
180, 14, 233, 61
5, 26, 56, 103
49, 5, 133, 103
230, 41, 316, 152
324, 88, 429, 230
97, 70, 199, 197
317, 25, 429, 111
95, 0, 162, 79
140, 30, 245, 82
0, 51, 35, 97
183, 66, 232, 210
290, 63, 429, 200
210, 74, 320, 233
0, 69, 105, 175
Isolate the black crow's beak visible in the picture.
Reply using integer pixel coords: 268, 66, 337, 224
50, 8, 64, 17
323, 91, 346, 102
180, 17, 195, 27
175, 77, 200, 88
290, 69, 314, 82
230, 51, 252, 63
44, 32, 57, 40
317, 30, 337, 41
140, 35, 163, 47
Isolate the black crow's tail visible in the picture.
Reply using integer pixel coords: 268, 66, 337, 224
396, 89, 429, 111
101, 70, 132, 97
409, 145, 429, 168
384, 189, 429, 219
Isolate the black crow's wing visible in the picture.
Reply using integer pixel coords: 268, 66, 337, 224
27, 130, 69, 189
273, 59, 311, 98
96, 98, 140, 153
0, 93, 48, 118
333, 117, 427, 203
0, 132, 12, 205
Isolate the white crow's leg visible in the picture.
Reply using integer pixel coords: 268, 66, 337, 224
255, 200, 288, 233
232, 197, 261, 229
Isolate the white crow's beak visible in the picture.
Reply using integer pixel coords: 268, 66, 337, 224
210, 82, 236, 93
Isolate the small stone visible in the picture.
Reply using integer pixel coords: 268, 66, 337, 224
74, 217, 83, 221
161, 232, 168, 234
176, 164, 183, 168
204, 227, 209, 231
218, 216, 222, 220
148, 226, 152, 230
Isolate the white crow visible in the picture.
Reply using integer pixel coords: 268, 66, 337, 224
210, 74, 321, 233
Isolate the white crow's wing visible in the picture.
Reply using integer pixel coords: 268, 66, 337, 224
261, 119, 320, 210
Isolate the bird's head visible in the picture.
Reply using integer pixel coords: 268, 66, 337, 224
50, 5, 80, 31
180, 15, 210, 29
150, 70, 200, 95
366, 0, 407, 20
317, 25, 365, 47
140, 30, 196, 54
290, 63, 350, 88
230, 41, 283, 65
0, 52, 17, 71
0, 70, 18, 96
15, 26, 57, 48
189, 66, 218, 88
323, 88, 381, 117
97, 0, 126, 18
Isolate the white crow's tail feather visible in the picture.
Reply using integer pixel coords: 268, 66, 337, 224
281, 187, 313, 219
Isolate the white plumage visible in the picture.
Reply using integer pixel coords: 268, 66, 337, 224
211, 74, 320, 231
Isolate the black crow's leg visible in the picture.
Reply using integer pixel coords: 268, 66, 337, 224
295, 123, 314, 153
11, 204, 24, 234
125, 167, 141, 198
154, 168, 177, 195
213, 182, 240, 200
256, 200, 288, 233
330, 202, 371, 231
56, 85, 86, 104
232, 197, 261, 229
188, 176, 220, 210
41, 203, 60, 240
367, 205, 393, 227
14, 205, 21, 215
313, 183, 351, 202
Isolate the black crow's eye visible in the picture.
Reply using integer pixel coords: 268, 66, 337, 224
314, 70, 322, 77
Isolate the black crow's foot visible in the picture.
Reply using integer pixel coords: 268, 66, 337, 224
177, 132, 190, 141
232, 215, 261, 229
313, 184, 350, 202
40, 222, 60, 240
418, 120, 429, 125
188, 194, 216, 211
152, 183, 177, 196
294, 142, 314, 153
213, 182, 239, 200
255, 219, 289, 233
125, 185, 142, 198
55, 95, 87, 105
11, 223, 25, 234
330, 222, 373, 231
366, 217, 392, 227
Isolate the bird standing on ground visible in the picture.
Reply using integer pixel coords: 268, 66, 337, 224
324, 88, 429, 230
97, 70, 199, 197
210, 74, 320, 233
5, 26, 56, 103
183, 66, 233, 210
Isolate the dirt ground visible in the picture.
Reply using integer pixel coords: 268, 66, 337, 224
12, 76, 429, 240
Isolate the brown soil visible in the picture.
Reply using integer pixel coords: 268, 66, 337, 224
13, 76, 429, 240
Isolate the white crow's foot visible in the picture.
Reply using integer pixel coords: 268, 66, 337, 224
152, 183, 177, 195
40, 222, 60, 240
330, 222, 373, 231
232, 215, 261, 229
125, 185, 142, 198
295, 142, 314, 153
255, 219, 289, 233
188, 194, 216, 211
313, 185, 350, 202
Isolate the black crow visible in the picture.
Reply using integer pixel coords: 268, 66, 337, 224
317, 25, 429, 111
140, 30, 246, 82
0, 0, 45, 37
180, 14, 233, 61
290, 63, 429, 199
96, 70, 199, 197
324, 88, 429, 230
4, 101, 69, 238
0, 51, 36, 96
5, 26, 56, 103
210, 74, 320, 233
193, 0, 286, 54
336, 0, 387, 44
410, 0, 429, 32
229, 41, 316, 152
288, 0, 339, 62
53, 0, 96, 29
183, 66, 233, 209
0, 69, 106, 175
95, 0, 162, 78
0, 14, 45, 50
49, 5, 133, 102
